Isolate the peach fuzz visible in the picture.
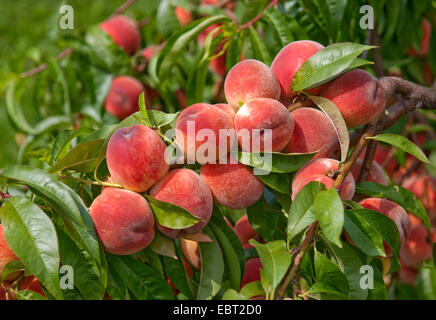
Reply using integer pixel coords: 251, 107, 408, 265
291, 158, 355, 201
106, 124, 169, 193
271, 40, 325, 102
89, 188, 155, 255
175, 103, 236, 163
0, 225, 19, 279
282, 107, 338, 158
359, 198, 411, 257
149, 169, 213, 239
224, 59, 281, 109
400, 225, 436, 270
234, 98, 294, 152
240, 258, 262, 289
234, 215, 258, 249
201, 160, 264, 209
100, 15, 141, 55
320, 69, 385, 128
104, 76, 145, 120
181, 239, 201, 269
350, 158, 389, 185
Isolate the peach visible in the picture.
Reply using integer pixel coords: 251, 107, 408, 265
398, 260, 418, 286
291, 158, 355, 201
359, 198, 411, 257
234, 215, 259, 249
234, 98, 294, 152
0, 225, 19, 279
175, 6, 192, 26
104, 76, 145, 120
271, 40, 325, 102
402, 174, 436, 217
89, 187, 155, 255
149, 169, 213, 239
350, 158, 389, 185
282, 107, 338, 158
224, 59, 281, 109
240, 258, 262, 289
181, 239, 201, 269
19, 276, 45, 297
100, 15, 141, 55
320, 69, 385, 128
200, 160, 265, 209
175, 103, 236, 163
106, 124, 169, 193
400, 225, 436, 270
408, 213, 423, 229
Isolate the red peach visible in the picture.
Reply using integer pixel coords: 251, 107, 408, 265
282, 107, 338, 158
398, 260, 418, 286
214, 103, 236, 121
400, 225, 436, 270
100, 15, 141, 55
320, 69, 385, 128
271, 40, 325, 102
240, 258, 262, 289
224, 59, 281, 109
175, 103, 236, 163
149, 169, 213, 239
89, 188, 155, 255
104, 76, 145, 120
234, 215, 258, 249
0, 225, 19, 280
106, 124, 169, 193
175, 6, 192, 26
234, 98, 294, 152
291, 158, 355, 201
180, 239, 201, 269
350, 158, 389, 185
200, 160, 265, 209
359, 198, 411, 257
402, 174, 436, 217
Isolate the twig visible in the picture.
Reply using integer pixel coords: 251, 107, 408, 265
110, 0, 137, 18
275, 223, 318, 299
20, 48, 72, 78
137, 17, 149, 28
240, 0, 278, 30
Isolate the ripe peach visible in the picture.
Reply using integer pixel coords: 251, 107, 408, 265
149, 169, 213, 239
282, 107, 338, 158
106, 124, 169, 193
408, 213, 423, 229
19, 276, 45, 297
320, 69, 385, 128
175, 103, 236, 163
398, 260, 418, 286
234, 215, 258, 249
271, 40, 325, 102
234, 98, 294, 152
359, 198, 411, 257
240, 258, 262, 289
402, 174, 436, 217
200, 159, 265, 209
350, 158, 389, 185
89, 188, 155, 255
181, 239, 201, 269
0, 225, 19, 279
224, 60, 281, 109
100, 15, 141, 55
291, 158, 355, 201
400, 225, 436, 270
175, 6, 192, 26
104, 76, 145, 120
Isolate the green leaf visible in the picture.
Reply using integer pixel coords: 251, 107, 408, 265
248, 27, 271, 65
146, 196, 202, 229
51, 127, 95, 164
287, 182, 320, 242
107, 254, 174, 300
156, 0, 181, 38
163, 253, 195, 299
366, 133, 429, 163
197, 225, 224, 300
16, 290, 47, 300
309, 96, 349, 162
256, 172, 292, 194
149, 232, 176, 258
313, 188, 344, 248
355, 182, 431, 231
157, 15, 230, 78
417, 266, 436, 300
262, 7, 294, 47
238, 151, 316, 173
49, 139, 104, 173
291, 43, 376, 92
249, 239, 291, 294
138, 92, 151, 127
0, 197, 62, 299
